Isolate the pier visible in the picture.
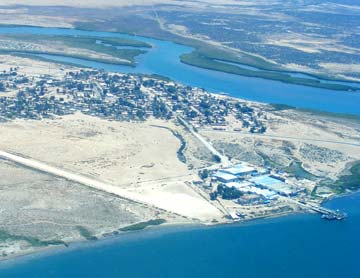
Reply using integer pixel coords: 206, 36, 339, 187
286, 198, 347, 220
299, 201, 346, 220
307, 204, 347, 220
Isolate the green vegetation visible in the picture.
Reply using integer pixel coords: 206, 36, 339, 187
212, 154, 222, 163
172, 131, 186, 164
51, 35, 150, 53
75, 17, 359, 91
270, 103, 360, 122
186, 45, 279, 71
258, 153, 283, 169
76, 16, 176, 43
297, 108, 360, 122
0, 34, 150, 66
4, 34, 151, 48
3, 22, 355, 90
284, 161, 317, 180
217, 184, 242, 200
180, 52, 357, 91
95, 37, 151, 48
0, 229, 67, 247
332, 162, 360, 193
119, 219, 166, 232
198, 169, 210, 180
76, 226, 98, 241
10, 52, 91, 68
270, 103, 296, 111
259, 153, 316, 180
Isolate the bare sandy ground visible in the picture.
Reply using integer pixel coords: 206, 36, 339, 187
0, 113, 223, 221
201, 109, 360, 182
0, 159, 182, 259
263, 33, 358, 55
319, 63, 360, 75
0, 37, 132, 64
0, 54, 74, 78
0, 7, 76, 28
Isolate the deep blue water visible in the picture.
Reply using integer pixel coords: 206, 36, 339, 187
0, 25, 359, 277
0, 26, 360, 115
0, 192, 359, 278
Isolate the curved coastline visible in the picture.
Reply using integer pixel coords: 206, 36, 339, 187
0, 191, 359, 277
0, 24, 359, 277
0, 25, 359, 114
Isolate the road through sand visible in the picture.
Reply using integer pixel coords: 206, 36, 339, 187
0, 150, 162, 209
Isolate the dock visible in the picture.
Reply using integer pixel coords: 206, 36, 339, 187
289, 199, 347, 221
308, 204, 347, 220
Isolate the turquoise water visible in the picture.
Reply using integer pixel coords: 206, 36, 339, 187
1, 26, 360, 115
0, 26, 359, 277
0, 192, 359, 277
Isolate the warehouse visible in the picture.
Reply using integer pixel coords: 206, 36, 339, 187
213, 171, 239, 183
250, 175, 300, 196
224, 181, 253, 190
220, 164, 257, 177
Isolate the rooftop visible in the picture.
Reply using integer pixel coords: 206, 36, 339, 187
213, 171, 238, 182
220, 164, 257, 176
250, 175, 284, 186
250, 175, 296, 196
224, 181, 253, 189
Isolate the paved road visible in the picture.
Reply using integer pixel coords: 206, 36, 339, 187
0, 150, 165, 212
177, 117, 231, 167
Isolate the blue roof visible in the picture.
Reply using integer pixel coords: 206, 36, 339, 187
213, 171, 238, 181
250, 175, 284, 186
220, 164, 257, 175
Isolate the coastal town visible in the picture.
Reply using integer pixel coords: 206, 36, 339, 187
0, 67, 266, 134
0, 1, 359, 276
0, 65, 351, 228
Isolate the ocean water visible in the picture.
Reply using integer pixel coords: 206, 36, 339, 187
0, 26, 359, 115
0, 192, 359, 278
0, 25, 359, 277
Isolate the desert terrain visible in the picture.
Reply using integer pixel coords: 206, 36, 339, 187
0, 158, 177, 258
0, 113, 224, 221
0, 54, 359, 260
201, 106, 360, 195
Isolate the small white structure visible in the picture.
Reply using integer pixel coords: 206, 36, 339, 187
229, 211, 241, 220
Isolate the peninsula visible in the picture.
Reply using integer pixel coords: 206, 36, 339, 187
0, 55, 359, 259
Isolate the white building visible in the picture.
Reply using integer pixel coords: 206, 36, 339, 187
220, 164, 258, 177
213, 171, 238, 183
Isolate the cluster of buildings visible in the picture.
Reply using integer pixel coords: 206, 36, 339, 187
129, 78, 266, 132
211, 162, 305, 204
0, 70, 165, 121
0, 69, 266, 134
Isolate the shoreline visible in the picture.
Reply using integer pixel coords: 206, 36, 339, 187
0, 24, 358, 268
1, 187, 357, 268
0, 24, 359, 92
0, 209, 309, 266
0, 221, 202, 266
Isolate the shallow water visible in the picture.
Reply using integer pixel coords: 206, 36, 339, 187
0, 25, 359, 277
0, 192, 359, 278
1, 26, 360, 115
